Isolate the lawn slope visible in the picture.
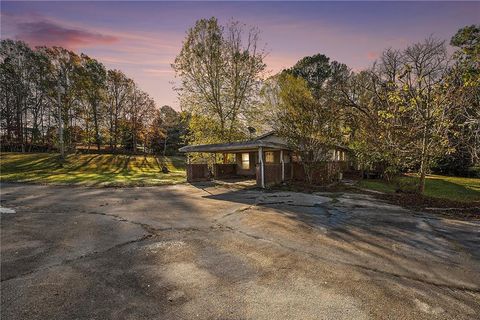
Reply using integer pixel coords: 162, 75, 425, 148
0, 152, 186, 187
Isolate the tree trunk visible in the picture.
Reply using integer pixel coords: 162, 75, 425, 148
109, 103, 114, 149
86, 120, 90, 151
303, 162, 313, 185
23, 99, 28, 152
163, 136, 168, 156
418, 125, 428, 194
92, 102, 101, 150
113, 109, 119, 152
58, 89, 64, 159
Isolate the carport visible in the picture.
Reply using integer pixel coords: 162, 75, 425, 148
179, 133, 292, 188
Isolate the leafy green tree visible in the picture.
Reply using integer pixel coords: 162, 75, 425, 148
159, 105, 182, 155
146, 105, 184, 155
339, 39, 452, 191
269, 73, 342, 183
284, 53, 351, 142
285, 54, 332, 98
445, 25, 480, 173
400, 38, 452, 192
336, 68, 403, 179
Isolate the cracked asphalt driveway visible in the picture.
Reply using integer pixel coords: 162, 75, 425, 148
1, 182, 479, 319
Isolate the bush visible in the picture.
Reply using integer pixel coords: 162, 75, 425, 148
465, 166, 480, 178
392, 177, 419, 194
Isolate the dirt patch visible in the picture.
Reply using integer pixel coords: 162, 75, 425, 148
270, 181, 359, 194
373, 192, 480, 220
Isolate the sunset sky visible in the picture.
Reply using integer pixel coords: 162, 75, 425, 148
2, 1, 479, 110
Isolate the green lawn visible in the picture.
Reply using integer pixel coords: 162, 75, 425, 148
0, 152, 186, 187
357, 174, 480, 203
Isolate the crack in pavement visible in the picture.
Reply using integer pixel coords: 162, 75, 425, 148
5, 192, 478, 298
213, 205, 254, 223
1, 234, 154, 283
1, 205, 226, 284
83, 210, 204, 235
215, 221, 480, 294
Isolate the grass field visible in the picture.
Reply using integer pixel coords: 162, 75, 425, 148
0, 152, 186, 187
357, 174, 480, 203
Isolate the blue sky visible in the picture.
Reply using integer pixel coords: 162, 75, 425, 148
2, 1, 479, 109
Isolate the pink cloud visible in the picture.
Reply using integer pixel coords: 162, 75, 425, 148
144, 68, 175, 75
366, 51, 379, 60
14, 19, 118, 49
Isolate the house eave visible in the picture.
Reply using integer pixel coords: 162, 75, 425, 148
179, 140, 291, 153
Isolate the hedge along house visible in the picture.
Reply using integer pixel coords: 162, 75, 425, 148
179, 132, 350, 188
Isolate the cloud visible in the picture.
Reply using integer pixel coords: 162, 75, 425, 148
144, 68, 175, 75
14, 19, 118, 49
366, 51, 379, 60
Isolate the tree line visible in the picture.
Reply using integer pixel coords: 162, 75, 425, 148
2, 19, 478, 190
174, 19, 479, 191
0, 39, 184, 156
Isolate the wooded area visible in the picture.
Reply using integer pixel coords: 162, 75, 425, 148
0, 40, 185, 156
173, 20, 479, 192
1, 19, 478, 194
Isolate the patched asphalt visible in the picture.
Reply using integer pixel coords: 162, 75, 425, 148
1, 182, 479, 319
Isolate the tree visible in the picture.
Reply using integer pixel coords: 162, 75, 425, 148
123, 85, 155, 152
399, 38, 451, 192
285, 54, 333, 99
26, 49, 51, 149
173, 17, 266, 144
106, 69, 133, 150
268, 73, 342, 183
336, 68, 401, 179
1, 39, 160, 156
284, 53, 351, 143
77, 54, 107, 150
146, 109, 165, 154
159, 105, 181, 155
42, 46, 82, 154
338, 38, 452, 191
0, 40, 36, 151
445, 25, 480, 173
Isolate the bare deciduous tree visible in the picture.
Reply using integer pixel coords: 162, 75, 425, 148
173, 17, 266, 143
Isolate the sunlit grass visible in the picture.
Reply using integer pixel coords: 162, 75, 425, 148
357, 174, 480, 203
0, 152, 186, 187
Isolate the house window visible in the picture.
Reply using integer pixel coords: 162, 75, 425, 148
241, 153, 250, 170
265, 152, 274, 163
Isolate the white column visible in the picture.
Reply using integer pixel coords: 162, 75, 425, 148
280, 150, 285, 182
259, 147, 265, 188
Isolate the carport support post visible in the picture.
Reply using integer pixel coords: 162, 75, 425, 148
280, 150, 285, 182
259, 146, 265, 188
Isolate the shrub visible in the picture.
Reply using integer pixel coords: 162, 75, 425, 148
465, 166, 480, 178
392, 177, 419, 194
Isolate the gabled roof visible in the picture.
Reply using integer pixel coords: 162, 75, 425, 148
254, 130, 276, 140
178, 131, 350, 153
179, 132, 290, 153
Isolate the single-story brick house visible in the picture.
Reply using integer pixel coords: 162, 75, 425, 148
179, 132, 350, 188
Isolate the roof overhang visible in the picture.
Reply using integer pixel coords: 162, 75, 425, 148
179, 140, 291, 153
